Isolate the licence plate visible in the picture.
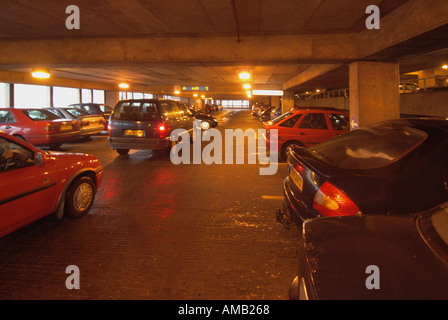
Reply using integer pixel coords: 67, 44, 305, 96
124, 130, 145, 137
290, 168, 303, 191
60, 124, 72, 131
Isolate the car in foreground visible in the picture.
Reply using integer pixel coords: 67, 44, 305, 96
46, 107, 106, 137
264, 107, 349, 159
289, 203, 448, 299
0, 108, 81, 148
0, 132, 103, 238
276, 118, 448, 229
108, 99, 195, 156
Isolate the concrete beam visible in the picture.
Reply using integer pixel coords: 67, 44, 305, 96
282, 64, 343, 90
0, 34, 359, 67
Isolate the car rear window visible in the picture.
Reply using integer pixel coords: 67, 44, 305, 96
112, 101, 159, 121
308, 124, 428, 169
22, 109, 62, 121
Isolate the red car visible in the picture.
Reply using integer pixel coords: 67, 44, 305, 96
263, 107, 349, 159
0, 132, 103, 238
0, 108, 81, 148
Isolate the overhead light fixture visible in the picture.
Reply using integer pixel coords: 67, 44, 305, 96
201, 95, 205, 98
443, 65, 448, 70
243, 83, 251, 90
252, 90, 283, 96
193, 93, 198, 97
174, 90, 180, 95
31, 69, 50, 79
118, 83, 130, 89
239, 71, 251, 80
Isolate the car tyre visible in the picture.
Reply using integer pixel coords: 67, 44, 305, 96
65, 176, 96, 219
117, 148, 129, 155
281, 141, 304, 160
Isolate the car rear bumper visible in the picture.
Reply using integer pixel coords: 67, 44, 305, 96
108, 136, 170, 150
27, 131, 81, 145
282, 177, 317, 224
81, 125, 105, 136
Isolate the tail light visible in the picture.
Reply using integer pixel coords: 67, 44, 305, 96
44, 122, 57, 134
107, 124, 112, 131
313, 181, 360, 216
81, 120, 90, 127
158, 122, 167, 138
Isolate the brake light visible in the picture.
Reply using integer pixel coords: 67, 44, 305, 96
43, 122, 57, 134
158, 123, 167, 138
313, 181, 360, 216
107, 124, 112, 131
81, 120, 90, 127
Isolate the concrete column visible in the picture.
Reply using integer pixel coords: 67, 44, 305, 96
105, 91, 119, 107
282, 90, 295, 113
349, 61, 400, 129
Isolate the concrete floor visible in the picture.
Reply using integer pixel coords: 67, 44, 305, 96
0, 110, 300, 300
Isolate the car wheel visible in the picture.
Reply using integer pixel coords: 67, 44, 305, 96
281, 141, 304, 160
65, 176, 96, 219
116, 148, 129, 155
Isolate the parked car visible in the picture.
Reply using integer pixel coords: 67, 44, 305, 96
108, 99, 196, 156
270, 106, 282, 120
0, 132, 103, 238
276, 118, 448, 230
187, 104, 218, 130
0, 108, 81, 148
264, 107, 349, 159
289, 202, 448, 300
251, 103, 262, 116
70, 103, 113, 124
259, 106, 274, 122
46, 107, 106, 137
205, 104, 215, 113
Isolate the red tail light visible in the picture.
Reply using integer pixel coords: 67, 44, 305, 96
107, 124, 112, 131
81, 120, 90, 127
313, 181, 360, 216
158, 123, 167, 138
43, 122, 57, 134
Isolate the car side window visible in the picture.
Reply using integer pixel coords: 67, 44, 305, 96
328, 113, 349, 130
160, 102, 176, 120
0, 111, 17, 124
298, 113, 328, 130
279, 114, 302, 128
141, 102, 158, 120
0, 137, 34, 172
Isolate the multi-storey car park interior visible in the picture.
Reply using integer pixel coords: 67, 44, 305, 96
0, 0, 448, 304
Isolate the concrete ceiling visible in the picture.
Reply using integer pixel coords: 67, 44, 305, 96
0, 0, 447, 99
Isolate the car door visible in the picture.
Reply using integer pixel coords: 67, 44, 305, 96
0, 137, 58, 235
327, 112, 350, 138
295, 112, 334, 147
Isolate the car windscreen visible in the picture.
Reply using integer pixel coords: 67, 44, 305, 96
100, 105, 112, 113
308, 124, 428, 169
271, 111, 293, 124
112, 101, 159, 121
22, 109, 63, 121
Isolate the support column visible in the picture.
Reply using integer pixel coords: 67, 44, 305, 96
282, 90, 295, 113
349, 61, 400, 129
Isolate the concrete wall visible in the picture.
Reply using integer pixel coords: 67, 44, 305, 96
295, 90, 448, 117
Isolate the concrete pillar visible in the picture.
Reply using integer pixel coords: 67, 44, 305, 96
349, 61, 400, 129
282, 90, 295, 113
105, 91, 119, 107
418, 69, 436, 89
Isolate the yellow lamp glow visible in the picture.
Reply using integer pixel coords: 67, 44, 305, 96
239, 71, 251, 80
118, 83, 130, 89
243, 84, 251, 89
31, 69, 50, 79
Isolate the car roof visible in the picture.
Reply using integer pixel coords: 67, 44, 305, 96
292, 106, 347, 112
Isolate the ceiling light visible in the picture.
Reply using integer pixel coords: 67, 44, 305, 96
239, 71, 251, 80
243, 84, 251, 89
118, 83, 130, 89
174, 90, 180, 95
31, 69, 50, 79
442, 65, 448, 70
201, 95, 205, 98
193, 93, 198, 97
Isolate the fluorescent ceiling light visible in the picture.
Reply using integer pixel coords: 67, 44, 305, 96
239, 71, 251, 80
243, 84, 251, 89
31, 69, 50, 79
252, 90, 283, 96
118, 83, 130, 89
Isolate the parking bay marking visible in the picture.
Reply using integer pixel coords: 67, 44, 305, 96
261, 195, 283, 200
